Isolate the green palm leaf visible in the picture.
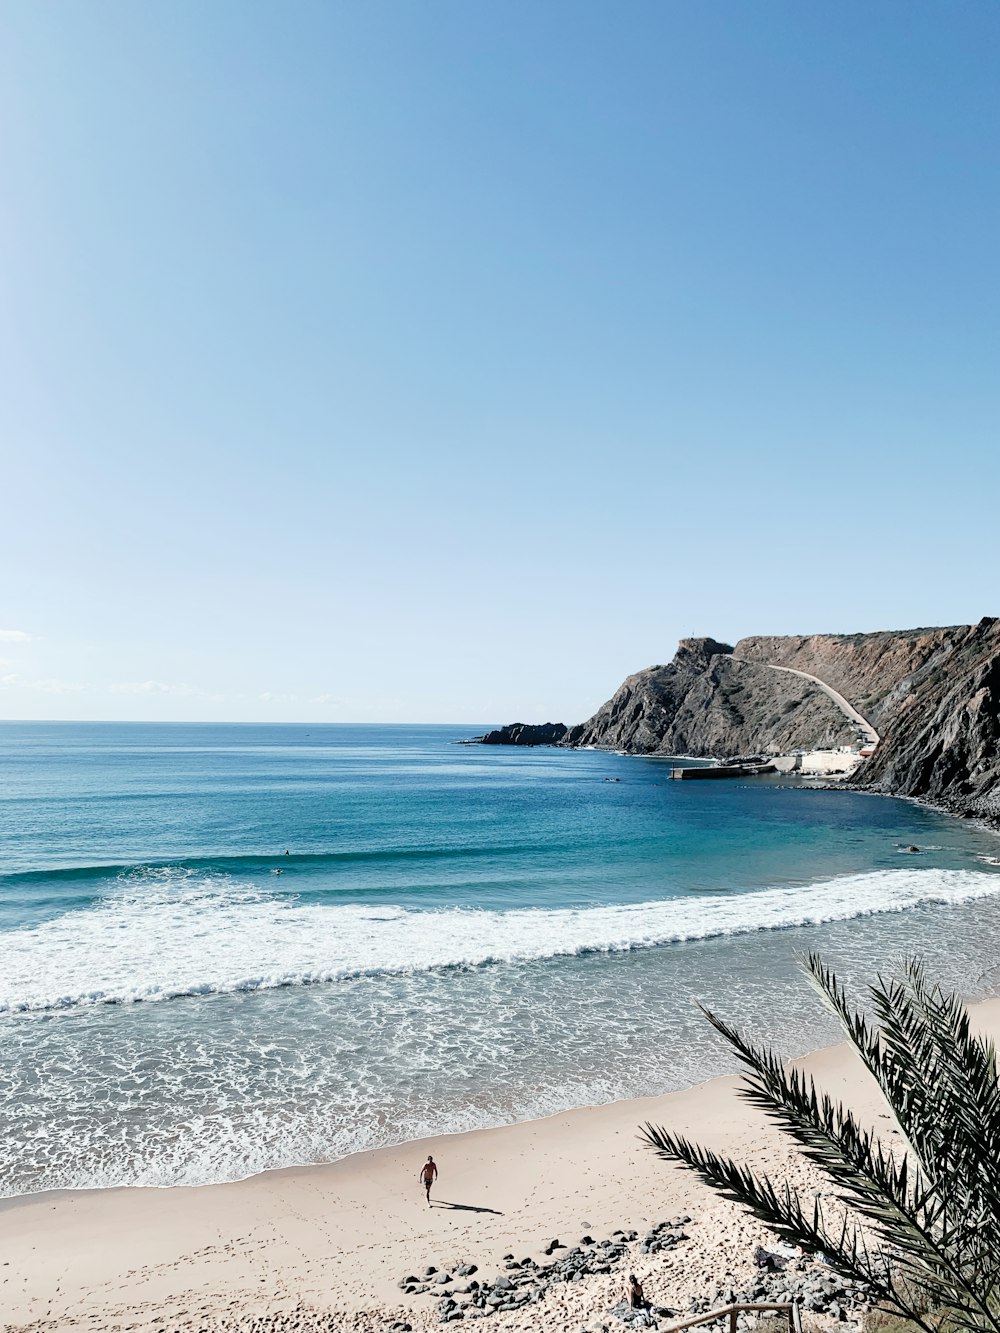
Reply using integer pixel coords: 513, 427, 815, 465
641, 957, 1000, 1333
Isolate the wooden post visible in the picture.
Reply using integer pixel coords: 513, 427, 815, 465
663, 1302, 796, 1333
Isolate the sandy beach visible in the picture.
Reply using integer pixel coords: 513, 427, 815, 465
5, 0, 998, 1324
6, 994, 999, 1333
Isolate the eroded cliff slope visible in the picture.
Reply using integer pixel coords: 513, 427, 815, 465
563, 637, 855, 757
564, 620, 1000, 822
848, 617, 1000, 820
733, 627, 966, 729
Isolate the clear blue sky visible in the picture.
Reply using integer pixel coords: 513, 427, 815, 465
2, 2, 998, 723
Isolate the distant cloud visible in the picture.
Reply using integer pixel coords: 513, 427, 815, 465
0, 629, 34, 643
109, 680, 202, 697
0, 672, 85, 694
257, 691, 299, 703
309, 693, 342, 706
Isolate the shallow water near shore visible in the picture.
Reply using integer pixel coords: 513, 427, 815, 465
2, 721, 1000, 1197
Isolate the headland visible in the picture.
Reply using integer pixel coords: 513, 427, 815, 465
477, 619, 1000, 823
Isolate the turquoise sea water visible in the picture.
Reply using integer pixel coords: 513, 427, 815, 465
2, 721, 1000, 1198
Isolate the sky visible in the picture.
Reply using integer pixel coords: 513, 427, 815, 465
1, 2, 998, 724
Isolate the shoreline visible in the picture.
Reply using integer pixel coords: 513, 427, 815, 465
6, 994, 1000, 1333
3, 792, 1000, 1207
561, 738, 1000, 833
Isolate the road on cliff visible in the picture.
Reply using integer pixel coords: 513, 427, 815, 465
728, 658, 881, 746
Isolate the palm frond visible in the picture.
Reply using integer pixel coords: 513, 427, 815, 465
641, 956, 1000, 1333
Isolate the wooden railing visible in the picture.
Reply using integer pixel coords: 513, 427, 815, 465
664, 1301, 802, 1333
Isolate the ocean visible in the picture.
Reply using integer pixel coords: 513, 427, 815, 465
2, 721, 1000, 1200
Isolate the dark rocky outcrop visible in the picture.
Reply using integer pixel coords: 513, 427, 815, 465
399, 1219, 693, 1322
562, 637, 855, 758
847, 617, 1000, 822
474, 722, 568, 746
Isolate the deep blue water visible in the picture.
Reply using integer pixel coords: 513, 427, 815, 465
2, 722, 999, 1197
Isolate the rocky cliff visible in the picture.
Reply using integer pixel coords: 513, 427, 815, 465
847, 617, 1000, 822
562, 637, 856, 757
563, 621, 1000, 823
732, 626, 967, 729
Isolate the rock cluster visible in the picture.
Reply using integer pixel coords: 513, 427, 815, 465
397, 1219, 691, 1322
171, 1306, 407, 1333
679, 1260, 874, 1328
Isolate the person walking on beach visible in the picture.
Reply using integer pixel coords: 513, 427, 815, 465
419, 1155, 438, 1206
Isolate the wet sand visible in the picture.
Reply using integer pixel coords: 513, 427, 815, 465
6, 997, 999, 1333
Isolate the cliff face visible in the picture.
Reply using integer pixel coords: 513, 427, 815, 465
733, 627, 966, 728
565, 620, 1000, 823
848, 617, 1000, 820
563, 637, 855, 758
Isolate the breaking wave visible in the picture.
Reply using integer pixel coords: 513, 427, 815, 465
2, 866, 999, 1015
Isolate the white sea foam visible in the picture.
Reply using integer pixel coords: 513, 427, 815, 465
1, 866, 999, 1015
